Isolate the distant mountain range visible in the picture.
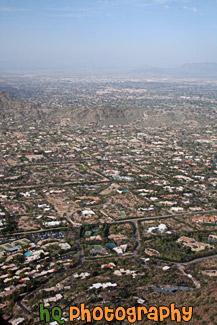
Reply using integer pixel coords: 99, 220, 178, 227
1, 62, 217, 79
130, 62, 217, 78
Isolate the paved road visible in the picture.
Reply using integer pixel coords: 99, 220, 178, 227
0, 227, 69, 238
176, 254, 217, 266
17, 299, 32, 315
0, 179, 109, 191
113, 209, 217, 224
74, 226, 85, 265
176, 264, 200, 289
65, 209, 85, 264
132, 220, 141, 256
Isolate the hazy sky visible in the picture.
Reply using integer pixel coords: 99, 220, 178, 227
0, 0, 217, 71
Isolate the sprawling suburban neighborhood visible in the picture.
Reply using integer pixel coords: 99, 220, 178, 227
0, 75, 217, 324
